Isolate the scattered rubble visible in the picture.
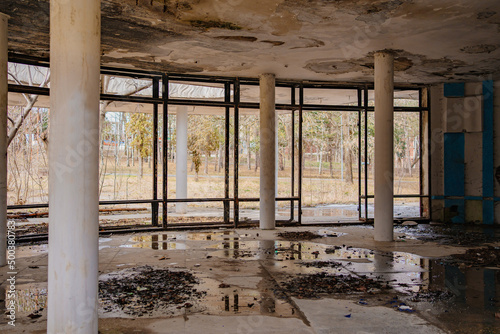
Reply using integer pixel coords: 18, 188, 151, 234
409, 290, 455, 303
397, 225, 500, 246
99, 266, 205, 316
452, 246, 500, 267
282, 272, 390, 299
276, 231, 321, 240
299, 261, 343, 269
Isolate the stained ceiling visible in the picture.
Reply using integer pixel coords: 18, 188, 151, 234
2, 0, 500, 83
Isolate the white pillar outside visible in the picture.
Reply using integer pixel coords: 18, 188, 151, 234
260, 73, 276, 230
47, 0, 101, 332
176, 106, 188, 214
0, 13, 8, 267
374, 51, 394, 242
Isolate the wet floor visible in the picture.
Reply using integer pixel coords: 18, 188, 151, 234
4, 227, 500, 333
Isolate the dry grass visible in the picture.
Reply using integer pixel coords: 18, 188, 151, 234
9, 155, 420, 209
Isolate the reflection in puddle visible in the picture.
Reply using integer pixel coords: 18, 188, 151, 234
123, 235, 187, 250
199, 278, 295, 317
197, 277, 295, 317
408, 261, 500, 332
301, 206, 358, 218
208, 240, 374, 262
186, 231, 240, 241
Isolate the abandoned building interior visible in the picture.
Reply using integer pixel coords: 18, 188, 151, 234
0, 0, 500, 333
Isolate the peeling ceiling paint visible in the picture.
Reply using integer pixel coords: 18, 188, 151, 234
1, 0, 500, 83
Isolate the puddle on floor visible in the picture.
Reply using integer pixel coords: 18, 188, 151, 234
6, 240, 499, 331
122, 231, 245, 250
196, 277, 296, 317
121, 235, 188, 250
301, 206, 358, 218
97, 266, 298, 320
403, 262, 500, 333
208, 240, 373, 262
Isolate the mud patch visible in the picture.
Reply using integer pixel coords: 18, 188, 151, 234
99, 266, 205, 316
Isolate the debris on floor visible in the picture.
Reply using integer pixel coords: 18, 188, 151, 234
408, 290, 455, 303
281, 272, 390, 299
397, 224, 500, 246
299, 260, 343, 269
99, 265, 206, 316
276, 231, 321, 241
451, 246, 500, 267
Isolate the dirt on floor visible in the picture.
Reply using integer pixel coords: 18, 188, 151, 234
276, 231, 321, 241
99, 265, 206, 317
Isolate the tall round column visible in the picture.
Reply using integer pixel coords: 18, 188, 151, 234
176, 106, 188, 214
0, 13, 8, 267
260, 73, 276, 230
374, 51, 394, 242
48, 0, 101, 332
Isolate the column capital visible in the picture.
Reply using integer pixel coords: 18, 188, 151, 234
260, 73, 276, 80
374, 50, 395, 59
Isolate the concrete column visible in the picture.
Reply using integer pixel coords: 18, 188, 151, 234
48, 0, 101, 332
260, 73, 276, 230
0, 13, 7, 267
176, 106, 188, 214
374, 51, 394, 242
276, 120, 279, 197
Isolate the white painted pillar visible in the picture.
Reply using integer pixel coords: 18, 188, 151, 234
176, 106, 188, 214
275, 119, 279, 198
374, 51, 394, 242
0, 13, 8, 267
260, 73, 276, 230
48, 0, 101, 332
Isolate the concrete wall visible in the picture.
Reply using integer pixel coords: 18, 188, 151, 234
430, 80, 499, 224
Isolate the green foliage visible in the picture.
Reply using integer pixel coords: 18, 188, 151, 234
127, 113, 153, 158
187, 115, 225, 178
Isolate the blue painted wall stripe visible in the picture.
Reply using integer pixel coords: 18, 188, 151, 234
443, 131, 465, 223
444, 83, 465, 97
483, 80, 494, 224
483, 201, 494, 225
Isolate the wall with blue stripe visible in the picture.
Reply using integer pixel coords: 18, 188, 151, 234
435, 81, 495, 224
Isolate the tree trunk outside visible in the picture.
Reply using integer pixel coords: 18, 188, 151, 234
345, 147, 353, 184
215, 149, 219, 172
318, 150, 323, 175
329, 151, 333, 178
139, 155, 143, 178
255, 150, 259, 172
204, 152, 209, 174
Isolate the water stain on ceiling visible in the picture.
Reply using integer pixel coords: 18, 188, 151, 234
1, 0, 500, 83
